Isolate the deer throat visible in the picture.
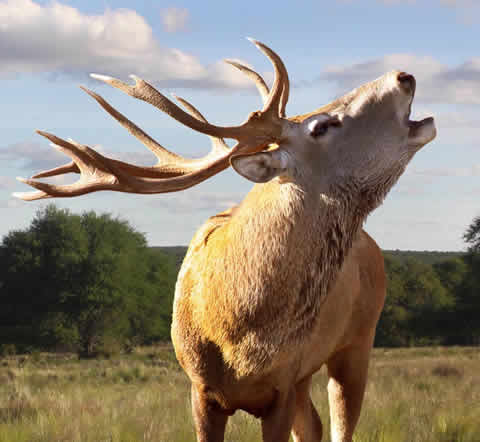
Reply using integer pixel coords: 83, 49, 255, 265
212, 180, 367, 374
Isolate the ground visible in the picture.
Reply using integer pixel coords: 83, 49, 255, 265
0, 346, 479, 442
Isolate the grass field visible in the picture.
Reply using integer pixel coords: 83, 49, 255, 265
0, 346, 478, 442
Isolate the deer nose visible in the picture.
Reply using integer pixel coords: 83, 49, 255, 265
397, 72, 416, 94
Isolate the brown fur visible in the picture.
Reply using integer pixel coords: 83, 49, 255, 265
171, 68, 436, 441
172, 179, 386, 441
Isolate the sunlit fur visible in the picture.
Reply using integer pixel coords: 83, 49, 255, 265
172, 70, 436, 442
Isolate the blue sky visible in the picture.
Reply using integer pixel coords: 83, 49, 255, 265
1, 0, 479, 250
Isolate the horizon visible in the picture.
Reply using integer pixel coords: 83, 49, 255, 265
1, 0, 479, 252
153, 245, 466, 253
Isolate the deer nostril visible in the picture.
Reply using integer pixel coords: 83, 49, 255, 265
397, 72, 416, 94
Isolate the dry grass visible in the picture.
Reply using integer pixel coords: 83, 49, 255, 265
0, 346, 478, 441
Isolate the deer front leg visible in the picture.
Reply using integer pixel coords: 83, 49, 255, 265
191, 383, 228, 442
261, 386, 297, 442
326, 337, 373, 442
291, 375, 323, 442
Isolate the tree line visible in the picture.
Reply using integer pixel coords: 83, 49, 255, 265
0, 205, 479, 357
375, 218, 480, 347
0, 205, 177, 357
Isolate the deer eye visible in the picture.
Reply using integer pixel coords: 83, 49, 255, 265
307, 115, 342, 139
308, 119, 329, 138
311, 124, 328, 137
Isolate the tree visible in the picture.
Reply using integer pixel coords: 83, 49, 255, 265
376, 256, 456, 347
451, 215, 480, 345
375, 255, 411, 347
433, 258, 468, 295
0, 205, 176, 356
0, 205, 87, 350
463, 215, 480, 253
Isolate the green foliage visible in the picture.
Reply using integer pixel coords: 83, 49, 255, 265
0, 205, 176, 356
433, 258, 468, 294
464, 215, 480, 253
376, 256, 456, 347
432, 215, 480, 346
383, 249, 464, 265
376, 214, 480, 347
1, 206, 480, 353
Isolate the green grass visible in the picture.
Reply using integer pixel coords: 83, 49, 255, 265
0, 346, 478, 441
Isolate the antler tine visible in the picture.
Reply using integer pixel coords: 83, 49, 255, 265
171, 93, 230, 155
224, 58, 289, 118
15, 131, 241, 200
90, 74, 246, 140
247, 38, 290, 118
13, 189, 51, 201
32, 161, 79, 179
31, 147, 196, 181
79, 86, 183, 164
15, 131, 123, 200
36, 131, 104, 175
88, 39, 289, 139
279, 72, 290, 118
17, 131, 192, 199
84, 83, 233, 163
224, 59, 270, 104
33, 134, 212, 181
30, 88, 234, 183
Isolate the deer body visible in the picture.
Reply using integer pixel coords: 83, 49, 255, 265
173, 179, 382, 376
16, 40, 436, 441
172, 177, 386, 440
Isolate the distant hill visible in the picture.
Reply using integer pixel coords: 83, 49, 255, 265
383, 250, 465, 265
151, 246, 188, 270
152, 246, 465, 271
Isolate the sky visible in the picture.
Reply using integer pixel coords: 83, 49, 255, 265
0, 0, 479, 251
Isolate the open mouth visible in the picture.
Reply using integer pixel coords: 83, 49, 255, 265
408, 116, 434, 130
404, 82, 435, 146
408, 116, 436, 147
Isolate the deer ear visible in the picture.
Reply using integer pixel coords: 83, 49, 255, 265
230, 149, 290, 183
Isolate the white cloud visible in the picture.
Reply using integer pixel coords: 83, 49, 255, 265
161, 7, 189, 33
0, 0, 256, 89
320, 54, 480, 104
0, 141, 65, 172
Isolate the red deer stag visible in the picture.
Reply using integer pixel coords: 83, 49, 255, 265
15, 40, 436, 441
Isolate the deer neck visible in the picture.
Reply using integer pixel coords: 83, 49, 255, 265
226, 178, 368, 343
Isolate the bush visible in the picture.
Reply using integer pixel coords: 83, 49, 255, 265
0, 344, 16, 357
0, 205, 176, 357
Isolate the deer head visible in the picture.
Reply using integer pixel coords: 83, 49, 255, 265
14, 40, 436, 206
231, 72, 435, 214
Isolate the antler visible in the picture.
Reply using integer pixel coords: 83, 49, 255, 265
224, 59, 270, 105
14, 39, 291, 201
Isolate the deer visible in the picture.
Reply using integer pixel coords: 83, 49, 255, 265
14, 40, 436, 442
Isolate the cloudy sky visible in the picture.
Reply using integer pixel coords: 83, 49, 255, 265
1, 0, 479, 250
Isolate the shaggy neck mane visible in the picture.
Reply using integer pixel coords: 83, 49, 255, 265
218, 178, 374, 370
